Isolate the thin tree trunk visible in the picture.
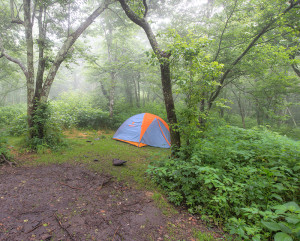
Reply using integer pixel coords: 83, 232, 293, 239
23, 0, 35, 137
109, 72, 116, 118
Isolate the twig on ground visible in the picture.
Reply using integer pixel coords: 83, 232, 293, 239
25, 221, 42, 234
112, 225, 120, 241
54, 213, 75, 241
59, 182, 82, 190
123, 201, 140, 207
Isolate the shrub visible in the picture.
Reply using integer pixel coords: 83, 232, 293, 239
0, 104, 26, 126
76, 108, 112, 129
50, 91, 114, 129
147, 125, 300, 240
50, 91, 92, 129
8, 113, 28, 136
0, 135, 12, 164
0, 105, 27, 136
26, 102, 66, 151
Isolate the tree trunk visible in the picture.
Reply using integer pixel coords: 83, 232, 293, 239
109, 72, 116, 118
238, 100, 246, 129
160, 61, 181, 152
23, 0, 35, 138
256, 104, 264, 126
134, 74, 141, 108
199, 99, 206, 127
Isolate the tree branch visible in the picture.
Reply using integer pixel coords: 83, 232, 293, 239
208, 0, 300, 108
41, 0, 113, 100
142, 0, 148, 18
107, 7, 127, 26
213, 0, 238, 62
10, 0, 24, 24
0, 50, 28, 79
118, 0, 163, 57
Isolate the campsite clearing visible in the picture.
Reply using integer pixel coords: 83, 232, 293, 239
0, 131, 225, 240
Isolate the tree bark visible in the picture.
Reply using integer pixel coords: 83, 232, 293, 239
160, 61, 181, 151
23, 0, 35, 137
109, 72, 116, 118
134, 73, 141, 108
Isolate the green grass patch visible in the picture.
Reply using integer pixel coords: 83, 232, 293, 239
8, 129, 171, 193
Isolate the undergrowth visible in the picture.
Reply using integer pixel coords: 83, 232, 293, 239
147, 125, 300, 240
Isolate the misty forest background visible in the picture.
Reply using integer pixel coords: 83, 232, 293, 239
0, 0, 299, 240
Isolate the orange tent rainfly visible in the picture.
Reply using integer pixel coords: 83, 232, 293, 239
113, 113, 171, 148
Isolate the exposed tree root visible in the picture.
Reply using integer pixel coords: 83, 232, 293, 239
0, 153, 15, 167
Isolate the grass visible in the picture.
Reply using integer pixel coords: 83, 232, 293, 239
6, 129, 226, 240
8, 129, 177, 214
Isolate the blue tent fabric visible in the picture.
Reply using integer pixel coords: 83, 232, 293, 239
113, 113, 171, 148
113, 113, 144, 143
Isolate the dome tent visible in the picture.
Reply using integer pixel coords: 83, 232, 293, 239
113, 113, 171, 148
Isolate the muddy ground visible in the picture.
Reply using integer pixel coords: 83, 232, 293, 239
0, 163, 223, 241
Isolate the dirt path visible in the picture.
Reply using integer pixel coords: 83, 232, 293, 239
0, 164, 222, 241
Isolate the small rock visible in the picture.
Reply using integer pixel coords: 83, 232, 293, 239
86, 140, 92, 142
94, 138, 100, 141
113, 159, 127, 166
94, 159, 99, 162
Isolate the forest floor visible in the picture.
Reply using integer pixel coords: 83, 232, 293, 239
0, 130, 226, 241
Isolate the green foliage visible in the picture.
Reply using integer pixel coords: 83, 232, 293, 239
0, 135, 10, 160
76, 108, 112, 129
50, 91, 113, 129
113, 101, 167, 128
260, 202, 300, 241
162, 30, 223, 147
148, 125, 300, 240
26, 102, 66, 152
0, 105, 27, 136
8, 113, 28, 136
50, 92, 93, 129
0, 104, 26, 128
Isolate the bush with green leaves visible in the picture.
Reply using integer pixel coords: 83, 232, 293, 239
0, 104, 26, 126
76, 107, 112, 129
0, 135, 11, 164
26, 102, 66, 151
113, 101, 167, 127
8, 113, 28, 136
0, 105, 27, 135
50, 91, 115, 129
147, 125, 299, 240
50, 91, 93, 129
